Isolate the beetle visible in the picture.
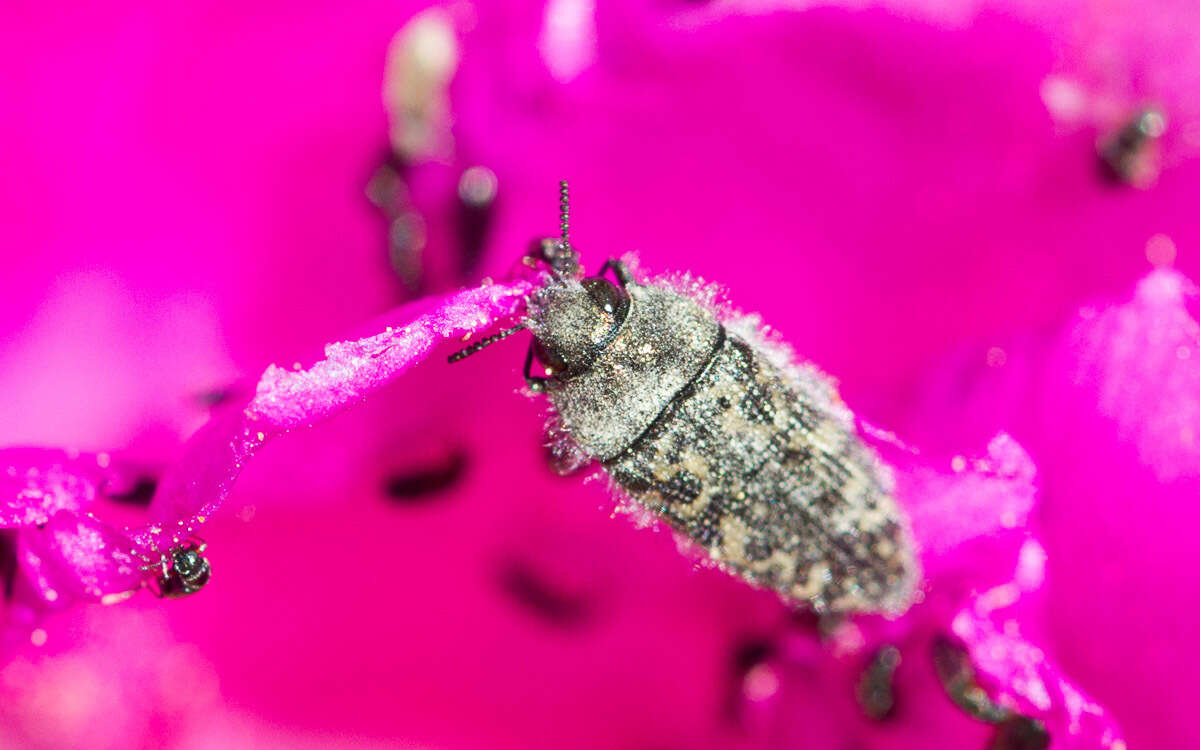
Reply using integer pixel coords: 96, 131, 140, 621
141, 538, 212, 598
452, 182, 918, 615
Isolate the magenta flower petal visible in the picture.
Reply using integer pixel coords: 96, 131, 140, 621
0, 449, 107, 528
132, 280, 531, 546
0, 605, 221, 748
1033, 0, 1200, 162
16, 511, 142, 606
954, 594, 1126, 749
894, 433, 1036, 562
249, 281, 532, 430
904, 267, 1200, 748
825, 431, 1130, 748
6, 3, 1189, 746
1066, 269, 1200, 480
1037, 269, 1200, 749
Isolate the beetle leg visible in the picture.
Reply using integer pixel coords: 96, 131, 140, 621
597, 259, 634, 287
524, 343, 552, 392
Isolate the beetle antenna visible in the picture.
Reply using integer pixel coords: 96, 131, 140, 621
559, 179, 570, 249
448, 324, 526, 363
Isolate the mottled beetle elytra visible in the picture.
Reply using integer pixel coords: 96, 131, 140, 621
450, 181, 919, 615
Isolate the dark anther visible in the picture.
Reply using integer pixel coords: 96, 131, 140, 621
366, 158, 430, 294
857, 644, 902, 721
388, 212, 427, 292
383, 449, 469, 503
732, 638, 776, 674
106, 476, 158, 507
932, 635, 1011, 724
0, 531, 17, 601
1098, 107, 1166, 188
989, 716, 1051, 750
456, 166, 497, 278
726, 637, 778, 724
497, 560, 590, 628
196, 388, 235, 408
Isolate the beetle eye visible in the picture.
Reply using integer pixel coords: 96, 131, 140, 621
581, 277, 627, 315
533, 339, 568, 375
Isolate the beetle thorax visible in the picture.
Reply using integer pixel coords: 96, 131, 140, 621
530, 283, 722, 461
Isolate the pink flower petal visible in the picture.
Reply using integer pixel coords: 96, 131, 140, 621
894, 433, 1036, 560
1068, 268, 1200, 480
954, 595, 1126, 749
906, 267, 1200, 748
131, 281, 531, 547
0, 449, 121, 529
17, 511, 142, 605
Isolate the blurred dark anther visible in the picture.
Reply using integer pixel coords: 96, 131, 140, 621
106, 476, 158, 507
456, 165, 498, 278
787, 608, 824, 633
726, 637, 779, 722
367, 159, 427, 294
497, 559, 590, 628
857, 644, 901, 721
732, 638, 776, 675
382, 448, 468, 503
388, 211, 428, 291
365, 158, 406, 209
931, 634, 1010, 723
196, 387, 236, 408
1099, 107, 1166, 188
931, 634, 1053, 748
989, 716, 1051, 750
0, 531, 17, 601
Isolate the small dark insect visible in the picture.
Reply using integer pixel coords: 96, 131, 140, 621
450, 182, 919, 615
142, 538, 212, 598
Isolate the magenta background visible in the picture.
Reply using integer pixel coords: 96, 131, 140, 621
2, 1, 1198, 748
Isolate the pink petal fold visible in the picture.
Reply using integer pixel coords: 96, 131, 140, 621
954, 587, 1126, 749
130, 280, 531, 548
905, 267, 1200, 748
17, 511, 143, 604
0, 449, 115, 528
3, 282, 530, 610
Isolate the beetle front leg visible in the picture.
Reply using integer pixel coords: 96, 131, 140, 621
524, 344, 551, 392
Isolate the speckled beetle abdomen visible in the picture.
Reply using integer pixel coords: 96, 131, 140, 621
602, 322, 916, 614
